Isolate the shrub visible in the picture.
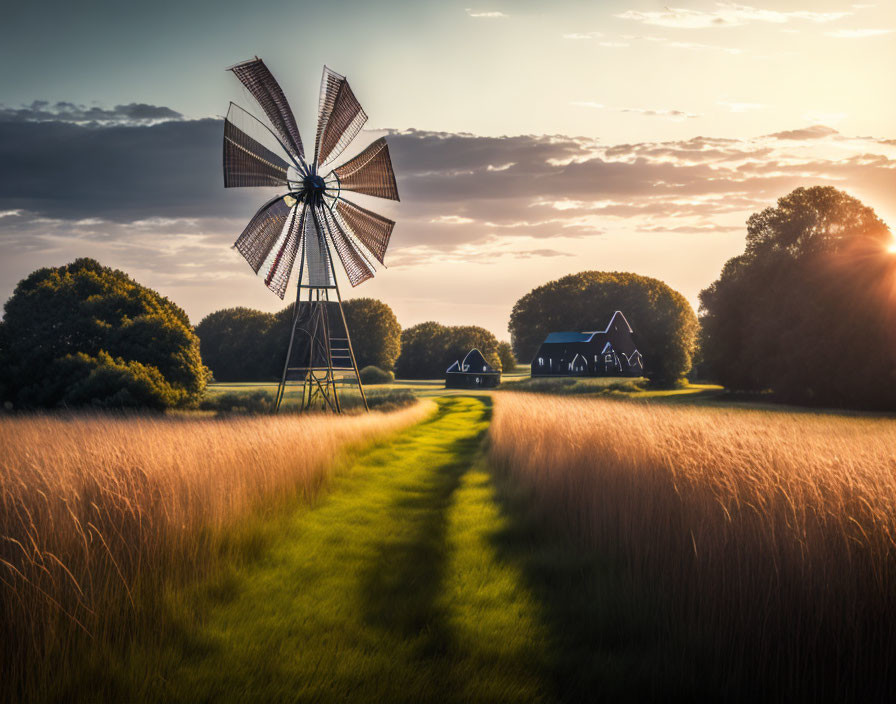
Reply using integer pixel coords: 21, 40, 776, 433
364, 389, 416, 412
359, 365, 395, 385
0, 258, 208, 409
195, 308, 276, 382
199, 390, 275, 415
497, 341, 516, 372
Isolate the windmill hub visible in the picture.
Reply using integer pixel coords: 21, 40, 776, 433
303, 174, 327, 195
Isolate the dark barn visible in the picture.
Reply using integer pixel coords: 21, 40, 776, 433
530, 311, 644, 378
445, 349, 501, 389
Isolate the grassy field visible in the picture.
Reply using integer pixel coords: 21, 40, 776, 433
90, 397, 549, 702
204, 366, 722, 406
0, 402, 431, 702
490, 392, 896, 700
5, 376, 896, 701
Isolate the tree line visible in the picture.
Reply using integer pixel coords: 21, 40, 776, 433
196, 298, 402, 382
195, 302, 512, 382
2, 186, 892, 410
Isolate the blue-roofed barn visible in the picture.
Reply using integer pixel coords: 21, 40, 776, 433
530, 311, 644, 378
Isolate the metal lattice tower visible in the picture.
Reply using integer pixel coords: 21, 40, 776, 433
222, 58, 399, 412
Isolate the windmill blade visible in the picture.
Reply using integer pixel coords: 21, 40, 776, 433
234, 194, 295, 273
263, 205, 304, 299
332, 137, 399, 201
229, 58, 305, 162
335, 198, 395, 265
224, 103, 291, 188
304, 207, 335, 288
315, 67, 367, 167
319, 205, 374, 287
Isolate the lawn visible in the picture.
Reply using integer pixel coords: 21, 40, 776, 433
39, 395, 719, 703
52, 397, 557, 702
8, 374, 896, 702
203, 365, 722, 408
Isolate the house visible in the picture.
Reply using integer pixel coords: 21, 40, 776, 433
530, 311, 644, 378
445, 349, 501, 389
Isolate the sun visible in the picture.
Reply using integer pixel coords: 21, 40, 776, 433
889, 241, 896, 254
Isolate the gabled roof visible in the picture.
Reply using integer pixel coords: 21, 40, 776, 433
446, 348, 499, 374
582, 310, 633, 335
540, 311, 634, 346
544, 331, 593, 344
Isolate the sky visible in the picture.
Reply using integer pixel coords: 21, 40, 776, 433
1, 0, 894, 339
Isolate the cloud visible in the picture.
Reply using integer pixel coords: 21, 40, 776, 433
0, 100, 183, 125
1, 102, 894, 329
572, 102, 700, 120
616, 4, 851, 29
825, 28, 893, 38
589, 33, 745, 55
465, 8, 506, 18
620, 107, 701, 120
0, 116, 246, 221
430, 215, 475, 224
766, 125, 840, 140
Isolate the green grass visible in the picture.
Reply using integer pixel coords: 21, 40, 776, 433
200, 384, 416, 414
68, 397, 565, 703
39, 393, 830, 703
203, 364, 721, 408
498, 374, 725, 403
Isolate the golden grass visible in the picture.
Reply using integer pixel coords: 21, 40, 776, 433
0, 402, 431, 695
489, 393, 896, 698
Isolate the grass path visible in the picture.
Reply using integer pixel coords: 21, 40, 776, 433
122, 396, 552, 703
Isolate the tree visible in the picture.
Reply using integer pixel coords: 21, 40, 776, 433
509, 271, 698, 385
195, 307, 275, 381
394, 322, 449, 379
444, 325, 501, 371
0, 258, 208, 409
395, 322, 501, 379
699, 186, 896, 408
262, 297, 401, 379
342, 298, 401, 371
497, 341, 516, 372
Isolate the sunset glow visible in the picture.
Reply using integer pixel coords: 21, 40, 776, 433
0, 0, 894, 336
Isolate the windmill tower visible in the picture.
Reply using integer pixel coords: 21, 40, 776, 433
223, 59, 399, 412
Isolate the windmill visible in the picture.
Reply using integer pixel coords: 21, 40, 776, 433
223, 58, 399, 413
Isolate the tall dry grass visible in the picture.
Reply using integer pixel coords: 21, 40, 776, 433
0, 402, 430, 698
490, 393, 896, 699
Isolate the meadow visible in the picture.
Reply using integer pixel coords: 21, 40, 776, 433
489, 393, 896, 699
0, 403, 430, 701
4, 377, 896, 701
